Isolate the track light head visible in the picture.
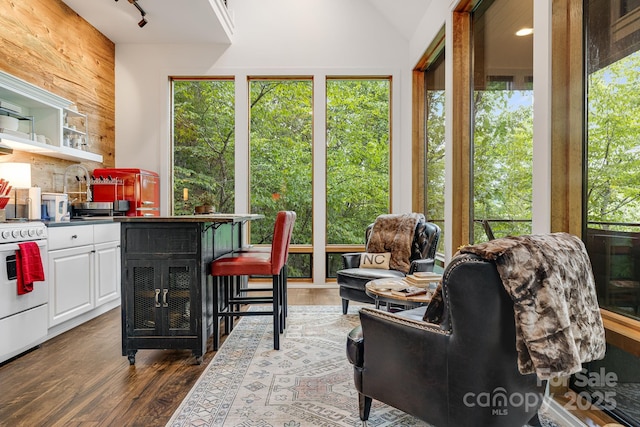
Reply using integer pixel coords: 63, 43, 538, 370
115, 0, 148, 28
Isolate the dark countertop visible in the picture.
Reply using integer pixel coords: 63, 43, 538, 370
44, 214, 264, 227
45, 217, 116, 227
114, 214, 264, 223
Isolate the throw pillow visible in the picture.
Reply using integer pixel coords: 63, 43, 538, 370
359, 252, 391, 269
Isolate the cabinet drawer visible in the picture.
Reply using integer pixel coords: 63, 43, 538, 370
94, 223, 121, 244
48, 225, 94, 250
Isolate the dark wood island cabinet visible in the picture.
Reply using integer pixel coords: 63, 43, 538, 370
117, 214, 263, 364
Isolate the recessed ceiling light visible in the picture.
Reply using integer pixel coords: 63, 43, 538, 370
516, 28, 534, 37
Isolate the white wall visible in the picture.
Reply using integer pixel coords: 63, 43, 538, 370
115, 0, 424, 217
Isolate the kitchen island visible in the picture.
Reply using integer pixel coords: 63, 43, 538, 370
116, 214, 263, 364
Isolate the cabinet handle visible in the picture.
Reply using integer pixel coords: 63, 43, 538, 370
155, 289, 161, 307
71, 234, 78, 239
162, 289, 168, 307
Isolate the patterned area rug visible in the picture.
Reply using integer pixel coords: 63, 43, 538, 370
167, 306, 562, 427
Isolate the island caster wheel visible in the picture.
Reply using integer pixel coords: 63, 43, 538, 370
194, 353, 203, 365
127, 351, 137, 365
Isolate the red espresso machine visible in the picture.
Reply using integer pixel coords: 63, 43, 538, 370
91, 168, 160, 217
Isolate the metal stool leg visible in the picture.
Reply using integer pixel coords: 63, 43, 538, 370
273, 273, 280, 350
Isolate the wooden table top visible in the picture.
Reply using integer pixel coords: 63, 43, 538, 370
365, 277, 433, 305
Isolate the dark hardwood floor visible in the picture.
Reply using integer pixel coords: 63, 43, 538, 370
0, 288, 619, 426
0, 288, 342, 426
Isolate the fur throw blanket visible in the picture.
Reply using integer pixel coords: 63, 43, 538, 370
459, 233, 606, 379
367, 213, 424, 273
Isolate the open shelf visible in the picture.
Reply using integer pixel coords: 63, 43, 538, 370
0, 132, 102, 162
0, 71, 103, 163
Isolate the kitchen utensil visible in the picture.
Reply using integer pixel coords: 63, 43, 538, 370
0, 196, 9, 209
4, 185, 11, 196
113, 200, 130, 212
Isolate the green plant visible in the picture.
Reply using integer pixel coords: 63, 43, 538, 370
197, 193, 216, 206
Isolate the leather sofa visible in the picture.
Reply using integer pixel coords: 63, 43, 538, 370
346, 253, 547, 426
337, 216, 440, 314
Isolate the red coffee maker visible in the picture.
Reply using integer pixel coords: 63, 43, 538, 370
91, 168, 160, 216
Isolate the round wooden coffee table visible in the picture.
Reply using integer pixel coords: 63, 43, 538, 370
365, 277, 433, 311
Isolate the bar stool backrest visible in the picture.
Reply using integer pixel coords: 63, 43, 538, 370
270, 211, 296, 275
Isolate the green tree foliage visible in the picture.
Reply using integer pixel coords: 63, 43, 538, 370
173, 78, 391, 278
172, 80, 235, 215
472, 85, 533, 241
326, 79, 390, 245
249, 80, 313, 246
426, 89, 445, 253
587, 51, 640, 230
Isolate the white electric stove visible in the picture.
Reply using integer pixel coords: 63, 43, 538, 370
0, 221, 48, 364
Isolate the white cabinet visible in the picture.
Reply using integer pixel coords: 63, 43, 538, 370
48, 243, 94, 326
0, 71, 102, 162
94, 223, 121, 306
48, 225, 94, 326
47, 223, 120, 328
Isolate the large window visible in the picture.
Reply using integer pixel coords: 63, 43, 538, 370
471, 0, 534, 242
326, 78, 391, 245
424, 53, 446, 255
580, 0, 640, 423
585, 0, 640, 320
249, 79, 313, 278
172, 79, 235, 215
172, 76, 392, 282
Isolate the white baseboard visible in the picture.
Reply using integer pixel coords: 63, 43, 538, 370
47, 299, 120, 340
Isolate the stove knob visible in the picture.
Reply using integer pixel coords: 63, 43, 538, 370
20, 229, 28, 238
28, 228, 36, 237
1, 230, 10, 239
12, 229, 20, 238
36, 228, 44, 236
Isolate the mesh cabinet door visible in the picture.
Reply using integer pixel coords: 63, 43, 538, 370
166, 262, 197, 332
127, 259, 198, 335
131, 263, 160, 333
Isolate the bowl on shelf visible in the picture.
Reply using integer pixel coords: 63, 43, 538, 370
0, 116, 19, 132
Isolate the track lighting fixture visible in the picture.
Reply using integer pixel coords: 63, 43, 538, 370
114, 0, 148, 28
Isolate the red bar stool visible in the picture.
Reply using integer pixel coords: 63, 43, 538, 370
210, 211, 296, 350
235, 211, 296, 322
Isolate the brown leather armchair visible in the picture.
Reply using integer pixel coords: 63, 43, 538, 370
337, 214, 440, 314
346, 253, 547, 426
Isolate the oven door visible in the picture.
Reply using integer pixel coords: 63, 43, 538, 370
0, 240, 48, 319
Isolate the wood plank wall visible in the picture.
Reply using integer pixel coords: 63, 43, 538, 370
0, 0, 115, 193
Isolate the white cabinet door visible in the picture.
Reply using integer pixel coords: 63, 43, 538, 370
48, 245, 93, 326
94, 241, 120, 306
